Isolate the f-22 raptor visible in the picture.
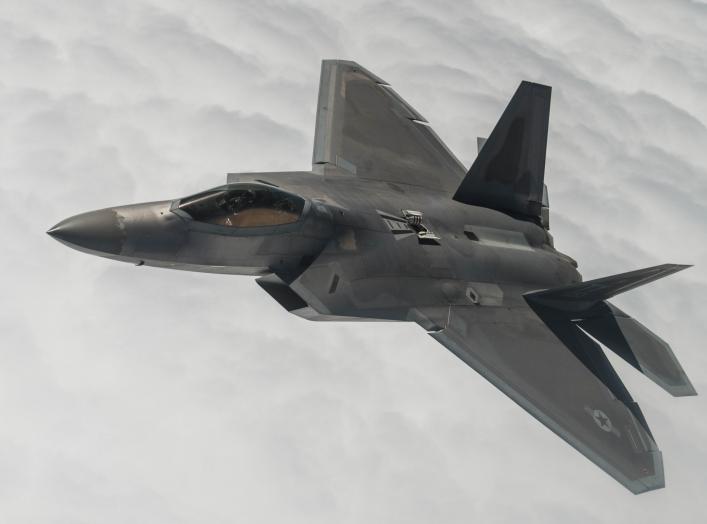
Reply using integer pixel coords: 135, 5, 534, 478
48, 60, 695, 493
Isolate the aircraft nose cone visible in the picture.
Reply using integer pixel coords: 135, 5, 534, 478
47, 208, 125, 255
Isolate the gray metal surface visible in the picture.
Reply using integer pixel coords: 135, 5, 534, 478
430, 306, 664, 494
47, 59, 695, 494
454, 81, 551, 222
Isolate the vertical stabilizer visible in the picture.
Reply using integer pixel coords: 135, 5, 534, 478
454, 81, 551, 224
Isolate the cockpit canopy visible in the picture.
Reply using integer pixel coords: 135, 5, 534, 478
178, 184, 305, 228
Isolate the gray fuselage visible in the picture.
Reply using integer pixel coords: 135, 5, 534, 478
49, 170, 580, 326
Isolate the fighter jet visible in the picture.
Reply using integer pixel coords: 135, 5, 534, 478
48, 60, 695, 494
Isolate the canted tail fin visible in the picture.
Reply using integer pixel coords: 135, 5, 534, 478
454, 81, 551, 228
525, 264, 696, 397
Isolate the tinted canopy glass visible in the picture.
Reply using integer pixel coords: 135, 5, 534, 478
178, 185, 304, 228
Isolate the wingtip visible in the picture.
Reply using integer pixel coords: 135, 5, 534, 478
644, 263, 692, 276
320, 59, 388, 85
668, 383, 698, 397
629, 450, 665, 495
662, 263, 693, 275
662, 263, 692, 269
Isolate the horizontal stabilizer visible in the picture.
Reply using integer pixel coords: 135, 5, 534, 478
525, 264, 695, 397
525, 264, 691, 313
577, 302, 696, 397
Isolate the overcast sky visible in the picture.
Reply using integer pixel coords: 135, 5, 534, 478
1, 0, 706, 522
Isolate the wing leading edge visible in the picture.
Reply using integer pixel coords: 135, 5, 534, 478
429, 305, 665, 494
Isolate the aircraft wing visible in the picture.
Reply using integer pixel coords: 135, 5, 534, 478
312, 60, 466, 192
429, 304, 665, 493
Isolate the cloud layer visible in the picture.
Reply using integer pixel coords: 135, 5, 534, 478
1, 1, 706, 522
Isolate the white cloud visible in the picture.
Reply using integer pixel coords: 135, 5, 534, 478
1, 1, 706, 522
